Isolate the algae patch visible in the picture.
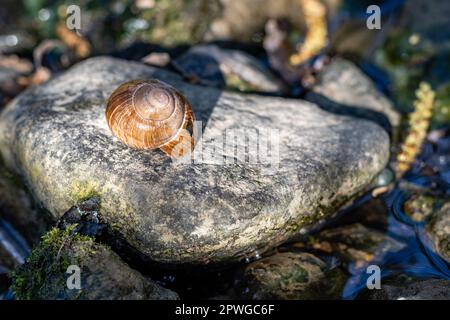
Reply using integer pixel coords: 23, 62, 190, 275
11, 225, 93, 300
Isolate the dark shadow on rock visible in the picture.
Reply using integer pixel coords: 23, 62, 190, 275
171, 44, 287, 96
305, 91, 393, 135
172, 52, 226, 88
102, 226, 242, 299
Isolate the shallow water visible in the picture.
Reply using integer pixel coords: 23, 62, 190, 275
0, 0, 449, 300
342, 132, 450, 299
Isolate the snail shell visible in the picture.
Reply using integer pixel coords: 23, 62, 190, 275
105, 79, 195, 157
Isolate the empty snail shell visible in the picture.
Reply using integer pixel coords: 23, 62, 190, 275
105, 79, 195, 157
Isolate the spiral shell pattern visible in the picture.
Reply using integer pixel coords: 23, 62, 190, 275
105, 79, 192, 151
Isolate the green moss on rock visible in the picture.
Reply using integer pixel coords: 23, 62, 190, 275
11, 225, 92, 300
11, 226, 178, 300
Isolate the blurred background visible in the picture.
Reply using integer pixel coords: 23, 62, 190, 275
0, 0, 449, 127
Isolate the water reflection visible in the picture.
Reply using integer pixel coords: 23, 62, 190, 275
342, 133, 450, 299
0, 219, 29, 266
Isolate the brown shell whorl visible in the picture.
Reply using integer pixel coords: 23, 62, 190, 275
105, 79, 195, 156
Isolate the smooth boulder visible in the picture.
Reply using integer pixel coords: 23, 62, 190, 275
0, 57, 391, 264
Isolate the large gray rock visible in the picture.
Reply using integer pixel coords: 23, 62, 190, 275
0, 57, 390, 264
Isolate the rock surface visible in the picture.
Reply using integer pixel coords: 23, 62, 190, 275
12, 227, 178, 300
306, 58, 400, 134
0, 57, 390, 264
172, 45, 284, 93
236, 251, 346, 299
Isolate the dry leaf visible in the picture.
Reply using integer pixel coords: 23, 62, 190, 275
56, 22, 90, 58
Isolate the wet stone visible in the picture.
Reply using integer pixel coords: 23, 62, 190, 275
235, 251, 346, 299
